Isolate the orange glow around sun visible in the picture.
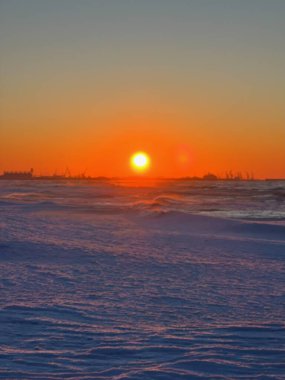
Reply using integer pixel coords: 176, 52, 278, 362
130, 152, 150, 173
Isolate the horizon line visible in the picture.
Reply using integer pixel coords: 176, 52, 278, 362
0, 171, 284, 181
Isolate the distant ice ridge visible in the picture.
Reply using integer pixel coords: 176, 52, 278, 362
0, 180, 284, 379
0, 179, 285, 221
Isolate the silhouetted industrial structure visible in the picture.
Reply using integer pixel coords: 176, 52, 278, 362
1, 169, 33, 179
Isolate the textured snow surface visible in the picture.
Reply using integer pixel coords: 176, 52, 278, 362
0, 180, 284, 379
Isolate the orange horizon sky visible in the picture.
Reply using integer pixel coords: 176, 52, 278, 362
1, 1, 284, 179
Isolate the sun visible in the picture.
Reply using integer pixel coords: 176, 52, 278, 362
130, 152, 150, 172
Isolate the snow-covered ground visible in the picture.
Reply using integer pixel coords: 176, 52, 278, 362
0, 179, 284, 379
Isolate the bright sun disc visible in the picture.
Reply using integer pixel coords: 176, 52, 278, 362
130, 152, 150, 172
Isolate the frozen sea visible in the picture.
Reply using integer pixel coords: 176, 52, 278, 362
0, 179, 284, 379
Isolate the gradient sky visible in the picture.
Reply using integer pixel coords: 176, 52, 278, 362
1, 0, 284, 178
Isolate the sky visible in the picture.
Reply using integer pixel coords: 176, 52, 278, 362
1, 0, 284, 178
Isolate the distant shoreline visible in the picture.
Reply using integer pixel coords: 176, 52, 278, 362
2, 169, 284, 181
0, 175, 284, 181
